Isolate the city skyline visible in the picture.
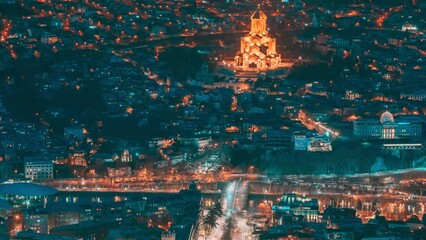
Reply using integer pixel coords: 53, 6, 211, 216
0, 0, 425, 239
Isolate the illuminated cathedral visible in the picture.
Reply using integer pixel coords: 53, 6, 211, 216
235, 5, 281, 69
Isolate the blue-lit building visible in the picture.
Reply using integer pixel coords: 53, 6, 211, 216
0, 182, 58, 209
353, 111, 422, 140
272, 193, 319, 223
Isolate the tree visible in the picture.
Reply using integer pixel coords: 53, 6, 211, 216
212, 201, 223, 218
370, 157, 387, 172
158, 47, 203, 81
203, 209, 218, 230
203, 202, 223, 232
221, 216, 236, 240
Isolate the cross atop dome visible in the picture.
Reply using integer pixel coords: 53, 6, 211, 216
251, 4, 267, 20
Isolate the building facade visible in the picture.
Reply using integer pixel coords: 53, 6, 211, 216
24, 210, 49, 234
307, 136, 332, 152
69, 152, 87, 166
266, 130, 292, 150
234, 5, 281, 69
400, 90, 426, 101
293, 132, 307, 150
161, 232, 176, 240
353, 111, 422, 139
0, 0, 16, 4
272, 193, 319, 222
24, 157, 54, 180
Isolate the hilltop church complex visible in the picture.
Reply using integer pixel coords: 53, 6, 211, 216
234, 5, 282, 69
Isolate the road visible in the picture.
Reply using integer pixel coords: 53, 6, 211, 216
207, 179, 251, 240
208, 179, 252, 240
42, 168, 426, 197
298, 109, 339, 137
39, 169, 426, 234
209, 180, 238, 239
232, 181, 252, 240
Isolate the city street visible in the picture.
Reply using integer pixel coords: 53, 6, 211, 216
209, 180, 252, 240
209, 181, 238, 239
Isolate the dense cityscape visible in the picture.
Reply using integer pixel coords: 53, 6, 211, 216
0, 0, 425, 239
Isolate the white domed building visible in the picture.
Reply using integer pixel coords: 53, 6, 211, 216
379, 111, 395, 124
353, 110, 422, 140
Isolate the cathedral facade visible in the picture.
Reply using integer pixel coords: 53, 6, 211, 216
235, 5, 281, 69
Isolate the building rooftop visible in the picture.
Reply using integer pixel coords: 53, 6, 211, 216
0, 183, 58, 196
380, 111, 394, 124
0, 199, 11, 210
251, 5, 267, 19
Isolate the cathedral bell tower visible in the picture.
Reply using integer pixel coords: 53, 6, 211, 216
250, 4, 268, 36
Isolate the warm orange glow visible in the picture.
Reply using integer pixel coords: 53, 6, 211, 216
376, 6, 402, 27
231, 96, 237, 111
335, 10, 360, 18
347, 115, 360, 122
234, 6, 281, 69
226, 126, 240, 133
